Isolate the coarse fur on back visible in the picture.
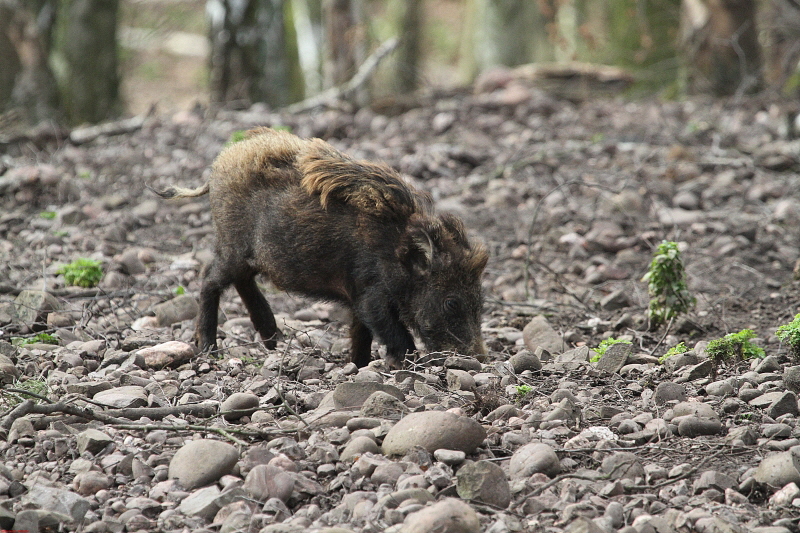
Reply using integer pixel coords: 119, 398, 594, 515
151, 127, 430, 222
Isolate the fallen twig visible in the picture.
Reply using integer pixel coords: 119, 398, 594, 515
69, 115, 146, 145
286, 37, 399, 114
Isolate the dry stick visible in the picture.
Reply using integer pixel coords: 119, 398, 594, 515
286, 37, 399, 114
275, 333, 310, 429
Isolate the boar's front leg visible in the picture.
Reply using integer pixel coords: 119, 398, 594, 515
234, 276, 280, 349
354, 294, 416, 369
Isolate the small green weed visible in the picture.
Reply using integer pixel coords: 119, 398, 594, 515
590, 337, 632, 363
706, 330, 765, 366
12, 333, 59, 346
174, 285, 185, 296
57, 258, 103, 288
659, 341, 688, 364
39, 211, 57, 220
515, 384, 534, 403
642, 241, 695, 328
776, 313, 800, 359
2, 378, 50, 407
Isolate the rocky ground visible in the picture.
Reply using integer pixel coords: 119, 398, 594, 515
2, 81, 800, 533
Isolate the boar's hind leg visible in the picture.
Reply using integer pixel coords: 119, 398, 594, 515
196, 261, 231, 353
234, 276, 280, 349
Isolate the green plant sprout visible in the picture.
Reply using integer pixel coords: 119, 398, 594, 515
659, 341, 689, 364
227, 130, 248, 145
641, 241, 695, 328
174, 285, 186, 296
776, 313, 800, 359
2, 378, 50, 408
590, 337, 632, 363
57, 258, 103, 288
12, 333, 59, 346
39, 211, 56, 219
706, 330, 765, 365
515, 384, 534, 403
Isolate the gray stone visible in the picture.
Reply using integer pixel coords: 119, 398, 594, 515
446, 369, 476, 391
523, 315, 564, 354
754, 355, 782, 373
76, 429, 112, 455
371, 463, 404, 486
154, 295, 199, 326
672, 401, 718, 419
244, 465, 294, 502
768, 391, 799, 419
555, 346, 590, 364
753, 451, 800, 488
332, 382, 404, 409
653, 382, 687, 405
600, 452, 644, 480
443, 356, 482, 371
705, 380, 735, 397
360, 391, 408, 418
663, 351, 698, 374
784, 366, 800, 393
169, 439, 239, 490
178, 485, 221, 520
433, 449, 466, 465
600, 290, 630, 311
136, 341, 195, 369
677, 416, 722, 437
508, 351, 542, 373
399, 498, 481, 533
456, 460, 511, 508
682, 359, 714, 380
509, 442, 561, 479
340, 436, 379, 462
93, 386, 148, 408
23, 483, 90, 522
595, 342, 633, 374
14, 290, 61, 326
221, 392, 260, 420
382, 411, 486, 456
693, 470, 737, 494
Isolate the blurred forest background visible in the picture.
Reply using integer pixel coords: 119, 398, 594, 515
1, 0, 799, 129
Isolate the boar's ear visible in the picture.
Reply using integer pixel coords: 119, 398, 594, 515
398, 215, 441, 275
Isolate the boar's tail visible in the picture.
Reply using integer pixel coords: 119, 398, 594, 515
147, 181, 210, 200
298, 139, 425, 220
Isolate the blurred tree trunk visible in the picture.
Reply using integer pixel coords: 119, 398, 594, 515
322, 0, 367, 89
679, 0, 760, 96
460, 0, 553, 81
207, 0, 301, 108
762, 0, 800, 94
52, 0, 121, 124
0, 0, 60, 126
394, 0, 421, 93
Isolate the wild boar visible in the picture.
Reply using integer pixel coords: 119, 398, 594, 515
151, 127, 488, 368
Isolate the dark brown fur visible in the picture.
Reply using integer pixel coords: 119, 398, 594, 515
151, 128, 488, 368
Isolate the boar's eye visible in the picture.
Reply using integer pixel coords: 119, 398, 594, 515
443, 298, 460, 314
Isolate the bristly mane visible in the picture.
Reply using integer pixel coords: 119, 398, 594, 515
298, 139, 427, 220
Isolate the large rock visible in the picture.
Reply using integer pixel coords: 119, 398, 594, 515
753, 452, 800, 488
244, 465, 295, 503
168, 439, 239, 490
93, 386, 148, 408
14, 290, 60, 327
382, 411, 486, 456
399, 498, 481, 533
153, 295, 199, 326
456, 460, 511, 508
23, 482, 90, 522
136, 341, 195, 369
523, 315, 564, 354
509, 442, 561, 479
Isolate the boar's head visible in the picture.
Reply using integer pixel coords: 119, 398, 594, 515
397, 213, 489, 358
